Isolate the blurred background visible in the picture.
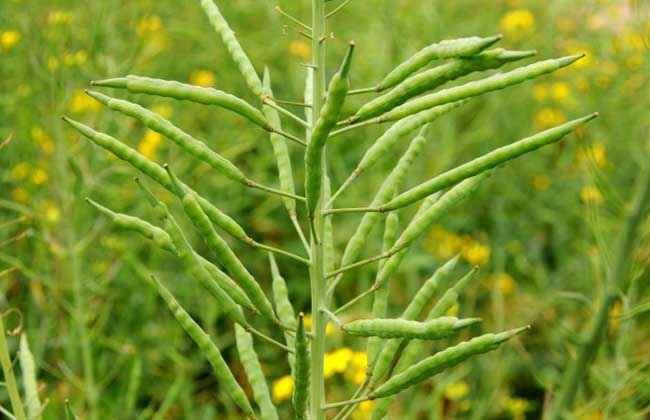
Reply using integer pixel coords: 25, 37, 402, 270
1, 0, 650, 418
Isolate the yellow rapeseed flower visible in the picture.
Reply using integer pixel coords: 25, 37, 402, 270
532, 175, 550, 191
41, 200, 61, 224
137, 130, 164, 160
12, 187, 30, 203
576, 142, 607, 168
302, 313, 334, 335
48, 11, 73, 25
444, 381, 469, 400
352, 400, 375, 420
189, 70, 216, 87
47, 56, 60, 71
69, 89, 101, 114
32, 126, 55, 155
271, 375, 293, 402
344, 352, 368, 385
136, 15, 162, 37
499, 9, 535, 40
533, 108, 566, 130
580, 185, 604, 205
151, 104, 174, 119
324, 348, 353, 378
11, 162, 31, 180
495, 272, 515, 295
289, 40, 312, 60
0, 30, 21, 50
551, 81, 571, 103
462, 242, 491, 266
503, 396, 529, 420
30, 168, 49, 185
532, 83, 548, 101
625, 54, 644, 70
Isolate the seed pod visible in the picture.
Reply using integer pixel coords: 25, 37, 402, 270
86, 197, 256, 312
179, 188, 277, 322
367, 212, 400, 368
86, 90, 248, 185
305, 42, 355, 218
369, 326, 530, 399
198, 0, 262, 96
341, 100, 466, 188
92, 75, 270, 130
269, 253, 296, 370
376, 35, 502, 91
344, 317, 480, 339
62, 117, 251, 243
324, 175, 336, 272
293, 313, 310, 419
369, 257, 458, 385
235, 324, 280, 420
332, 128, 429, 293
19, 335, 42, 420
382, 113, 598, 210
149, 275, 256, 419
138, 181, 248, 326
355, 48, 536, 122
262, 68, 296, 216
373, 54, 585, 124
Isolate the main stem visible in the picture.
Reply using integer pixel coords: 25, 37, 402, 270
309, 1, 327, 420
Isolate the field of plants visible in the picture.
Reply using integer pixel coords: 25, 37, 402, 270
1, 0, 650, 419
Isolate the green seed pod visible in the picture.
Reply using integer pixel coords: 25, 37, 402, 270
19, 334, 42, 420
340, 100, 466, 188
235, 325, 280, 420
198, 0, 262, 96
355, 48, 536, 122
343, 317, 480, 339
382, 113, 598, 211
149, 275, 256, 419
324, 175, 336, 272
367, 212, 400, 368
293, 313, 310, 419
369, 257, 458, 385
62, 117, 251, 243
331, 125, 430, 293
373, 54, 585, 124
138, 182, 248, 326
92, 75, 270, 130
86, 90, 248, 185
376, 35, 502, 91
369, 326, 530, 399
262, 68, 297, 216
305, 42, 355, 218
269, 253, 296, 370
86, 197, 256, 312
179, 189, 277, 322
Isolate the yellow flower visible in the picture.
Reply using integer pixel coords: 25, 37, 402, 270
189, 70, 216, 87
138, 130, 164, 160
499, 9, 535, 40
47, 56, 60, 71
30, 168, 49, 185
136, 15, 162, 37
580, 185, 604, 205
0, 30, 20, 50
444, 381, 469, 400
325, 348, 353, 377
352, 400, 375, 420
495, 272, 515, 295
12, 188, 30, 203
564, 45, 593, 69
271, 375, 293, 402
579, 410, 604, 420
608, 300, 622, 330
532, 175, 550, 191
551, 81, 571, 103
462, 242, 491, 266
576, 143, 607, 168
532, 83, 548, 101
289, 40, 312, 60
48, 11, 73, 25
32, 127, 55, 155
446, 302, 459, 317
11, 162, 31, 180
69, 89, 101, 114
533, 108, 566, 130
625, 54, 644, 70
151, 104, 174, 119
503, 396, 529, 420
41, 201, 61, 224
344, 352, 368, 385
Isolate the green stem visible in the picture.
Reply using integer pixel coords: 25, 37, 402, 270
548, 164, 650, 419
309, 1, 327, 419
0, 316, 27, 420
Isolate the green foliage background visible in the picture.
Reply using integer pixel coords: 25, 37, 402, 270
1, 0, 650, 418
